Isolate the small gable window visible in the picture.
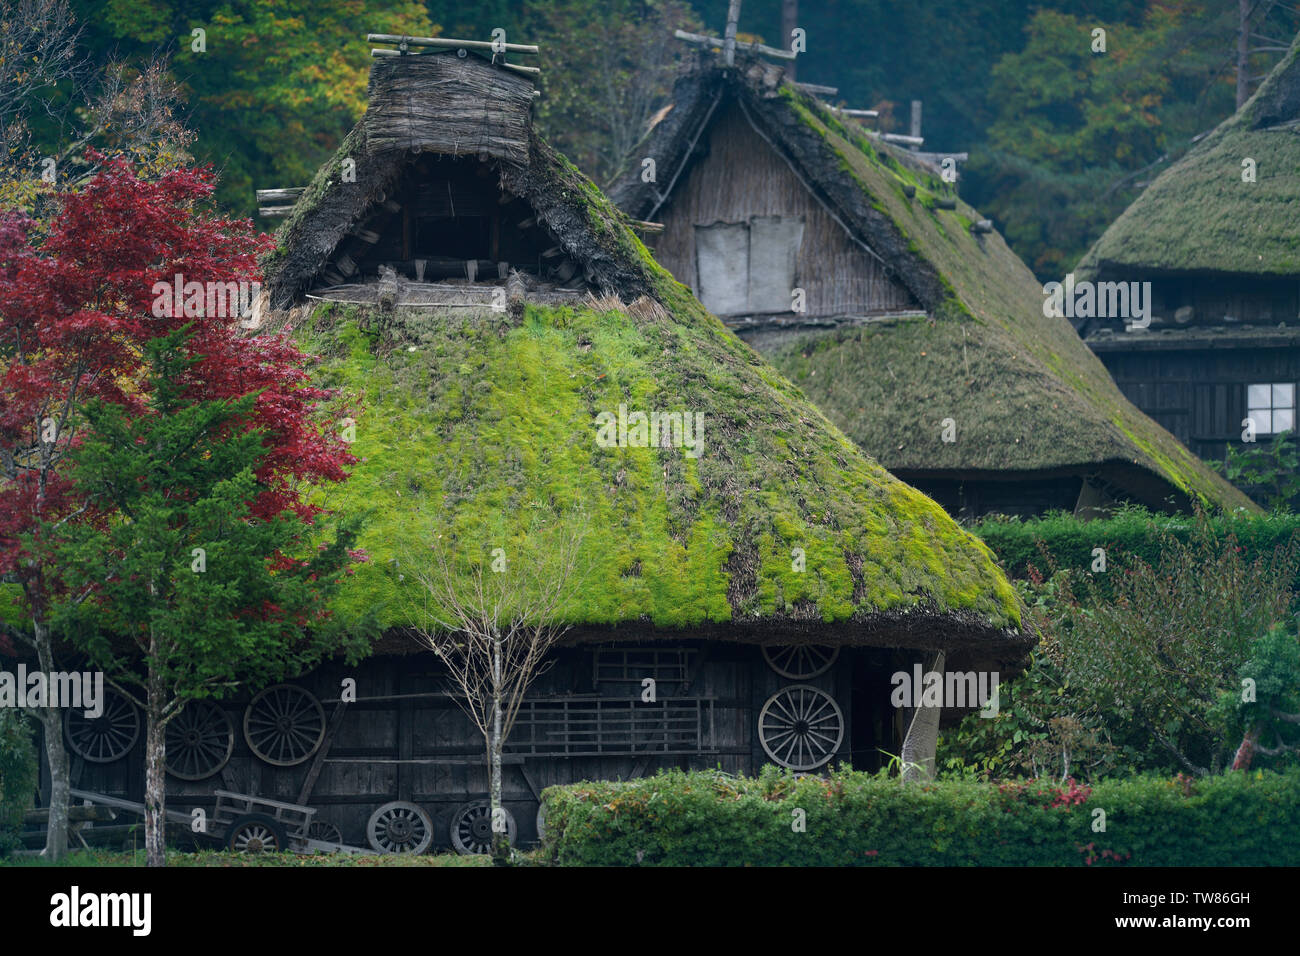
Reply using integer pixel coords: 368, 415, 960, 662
694, 215, 804, 316
1247, 383, 1295, 434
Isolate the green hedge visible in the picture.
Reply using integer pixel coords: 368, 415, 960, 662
970, 508, 1300, 581
0, 709, 38, 855
538, 767, 1300, 866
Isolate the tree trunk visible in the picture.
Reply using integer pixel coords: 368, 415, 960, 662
34, 618, 69, 861
489, 633, 507, 865
901, 651, 945, 783
1231, 727, 1258, 771
144, 634, 167, 867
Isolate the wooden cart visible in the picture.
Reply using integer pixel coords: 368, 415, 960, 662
68, 787, 371, 855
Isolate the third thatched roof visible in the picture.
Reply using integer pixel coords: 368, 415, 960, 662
1077, 31, 1300, 280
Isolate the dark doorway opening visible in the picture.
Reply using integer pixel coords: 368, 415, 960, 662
849, 649, 896, 772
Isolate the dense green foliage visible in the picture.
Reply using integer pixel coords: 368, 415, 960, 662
0, 709, 37, 855
539, 766, 1300, 865
67, 0, 430, 212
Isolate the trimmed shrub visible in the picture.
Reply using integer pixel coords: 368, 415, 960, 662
0, 709, 38, 855
539, 766, 1300, 866
970, 506, 1300, 588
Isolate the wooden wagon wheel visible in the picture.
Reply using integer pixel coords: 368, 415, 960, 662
242, 684, 325, 766
227, 813, 287, 853
758, 684, 844, 771
308, 820, 343, 845
367, 801, 434, 855
761, 644, 839, 680
64, 687, 140, 763
165, 701, 234, 780
450, 801, 516, 855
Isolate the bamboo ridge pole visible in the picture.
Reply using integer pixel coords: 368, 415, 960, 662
367, 33, 539, 54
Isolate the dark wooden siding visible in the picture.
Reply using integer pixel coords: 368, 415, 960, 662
54, 643, 920, 852
650, 103, 919, 320
1097, 344, 1300, 467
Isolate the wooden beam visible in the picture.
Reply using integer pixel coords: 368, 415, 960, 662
499, 62, 540, 77
630, 219, 665, 235
255, 187, 304, 203
880, 132, 924, 146
367, 33, 539, 54
296, 701, 350, 806
673, 29, 797, 61
258, 206, 294, 217
794, 81, 837, 95
831, 107, 879, 119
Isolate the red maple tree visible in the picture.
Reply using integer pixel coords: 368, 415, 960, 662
0, 155, 357, 860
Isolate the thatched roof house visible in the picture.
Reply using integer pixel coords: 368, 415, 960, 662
608, 54, 1251, 518
220, 40, 1039, 836
1075, 33, 1300, 481
261, 46, 1024, 649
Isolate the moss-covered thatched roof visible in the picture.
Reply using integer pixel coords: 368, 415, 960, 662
262, 53, 1029, 651
1077, 33, 1300, 279
609, 58, 1251, 514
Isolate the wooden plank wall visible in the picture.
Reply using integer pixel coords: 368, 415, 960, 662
652, 103, 918, 319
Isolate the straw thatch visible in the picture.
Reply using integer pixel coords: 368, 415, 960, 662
258, 50, 1030, 652
1077, 32, 1300, 280
364, 52, 535, 165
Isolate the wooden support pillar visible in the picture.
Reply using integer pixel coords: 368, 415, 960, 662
901, 650, 944, 782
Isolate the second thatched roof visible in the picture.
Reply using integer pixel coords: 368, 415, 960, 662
609, 57, 1251, 513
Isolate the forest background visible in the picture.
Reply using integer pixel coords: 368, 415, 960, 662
7, 0, 1298, 283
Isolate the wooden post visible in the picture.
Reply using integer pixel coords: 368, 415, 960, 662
723, 0, 742, 66
782, 0, 798, 80
910, 100, 922, 151
1237, 0, 1251, 109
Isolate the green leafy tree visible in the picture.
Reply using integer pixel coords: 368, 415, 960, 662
1216, 625, 1300, 770
1046, 517, 1298, 775
70, 0, 432, 214
1220, 429, 1300, 511
47, 329, 367, 866
524, 0, 702, 183
0, 709, 38, 854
